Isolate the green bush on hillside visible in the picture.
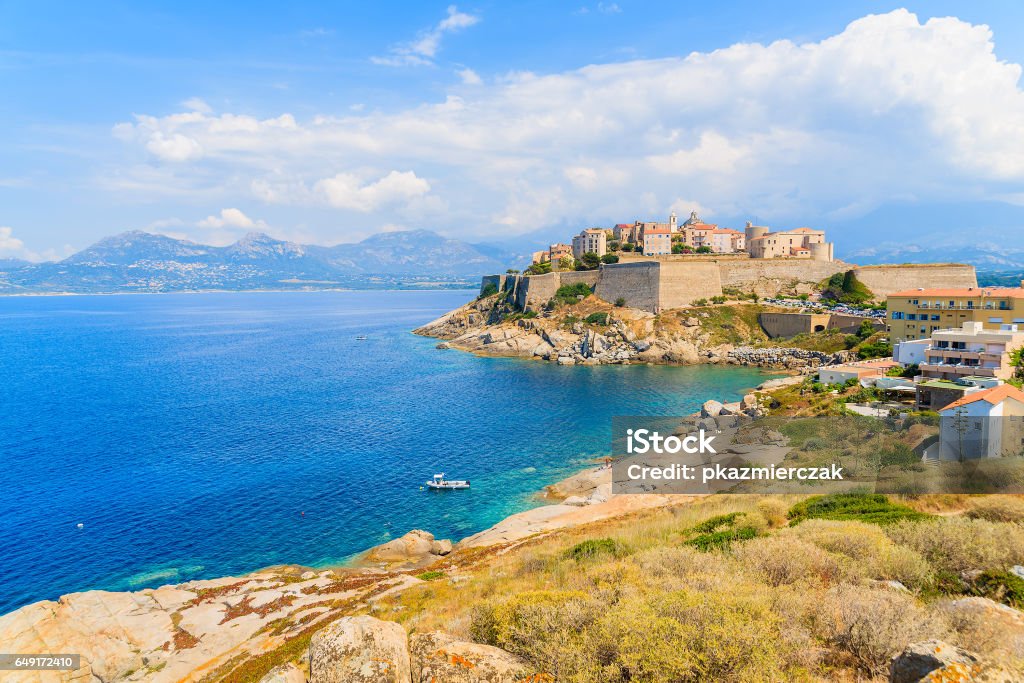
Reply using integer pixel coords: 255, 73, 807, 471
564, 538, 626, 562
585, 312, 609, 325
857, 340, 893, 359
788, 493, 929, 526
479, 283, 498, 298
552, 282, 594, 306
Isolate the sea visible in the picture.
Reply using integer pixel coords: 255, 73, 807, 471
0, 290, 775, 614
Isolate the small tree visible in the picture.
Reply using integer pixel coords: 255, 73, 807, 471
672, 243, 685, 254
601, 253, 619, 264
558, 256, 575, 271
696, 245, 713, 254
615, 297, 626, 307
506, 268, 520, 274
620, 242, 635, 252
578, 252, 602, 270
608, 240, 620, 252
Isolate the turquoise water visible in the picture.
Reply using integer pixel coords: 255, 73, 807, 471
0, 291, 774, 613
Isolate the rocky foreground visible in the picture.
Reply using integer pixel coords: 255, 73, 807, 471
414, 294, 853, 369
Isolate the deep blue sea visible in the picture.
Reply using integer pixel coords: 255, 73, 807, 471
0, 290, 774, 614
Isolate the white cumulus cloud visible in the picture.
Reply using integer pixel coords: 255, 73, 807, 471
316, 171, 431, 212
109, 10, 1024, 241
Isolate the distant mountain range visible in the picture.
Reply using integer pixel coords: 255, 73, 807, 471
0, 230, 526, 294
843, 243, 1024, 270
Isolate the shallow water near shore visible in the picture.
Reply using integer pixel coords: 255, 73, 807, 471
0, 290, 775, 613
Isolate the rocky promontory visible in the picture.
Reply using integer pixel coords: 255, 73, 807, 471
414, 293, 857, 370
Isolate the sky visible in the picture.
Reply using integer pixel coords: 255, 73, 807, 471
3, 1, 1024, 260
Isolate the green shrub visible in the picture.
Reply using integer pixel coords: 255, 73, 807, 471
584, 312, 609, 325
857, 341, 893, 359
553, 282, 593, 305
417, 570, 446, 581
614, 297, 626, 308
970, 570, 1024, 608
564, 538, 625, 562
600, 253, 619, 264
685, 526, 758, 552
479, 283, 498, 298
788, 494, 929, 526
710, 295, 726, 304
690, 512, 741, 534
692, 298, 708, 306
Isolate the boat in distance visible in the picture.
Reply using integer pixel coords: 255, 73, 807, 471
425, 473, 470, 490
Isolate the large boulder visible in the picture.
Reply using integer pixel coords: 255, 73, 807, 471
889, 640, 979, 683
364, 530, 451, 567
701, 400, 724, 418
309, 616, 411, 683
410, 631, 531, 683
259, 662, 306, 683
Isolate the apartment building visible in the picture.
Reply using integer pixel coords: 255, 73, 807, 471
571, 228, 608, 259
887, 286, 1024, 342
641, 225, 672, 256
918, 322, 1024, 382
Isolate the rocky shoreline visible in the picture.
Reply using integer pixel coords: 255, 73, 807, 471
415, 294, 856, 370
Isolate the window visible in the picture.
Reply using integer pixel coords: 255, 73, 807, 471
931, 315, 940, 321
989, 317, 1003, 324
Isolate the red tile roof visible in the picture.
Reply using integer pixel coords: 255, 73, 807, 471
644, 227, 671, 235
939, 384, 1024, 412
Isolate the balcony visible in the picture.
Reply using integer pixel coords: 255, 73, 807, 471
920, 363, 998, 378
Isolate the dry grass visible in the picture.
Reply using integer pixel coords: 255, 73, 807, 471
361, 495, 1023, 681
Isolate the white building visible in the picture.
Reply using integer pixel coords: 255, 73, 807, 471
893, 339, 931, 365
937, 384, 1024, 460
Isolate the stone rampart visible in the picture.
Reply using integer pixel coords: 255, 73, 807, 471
594, 262, 661, 312
851, 264, 977, 298
484, 261, 980, 315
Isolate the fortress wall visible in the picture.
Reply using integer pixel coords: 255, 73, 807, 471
759, 312, 831, 338
594, 262, 661, 312
852, 264, 977, 298
717, 259, 850, 296
480, 274, 506, 296
514, 270, 600, 310
657, 262, 724, 310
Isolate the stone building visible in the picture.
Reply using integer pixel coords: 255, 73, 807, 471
571, 228, 607, 259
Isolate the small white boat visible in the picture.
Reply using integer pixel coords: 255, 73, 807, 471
355, 335, 368, 341
425, 473, 470, 490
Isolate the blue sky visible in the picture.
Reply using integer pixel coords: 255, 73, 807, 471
3, 1, 1024, 259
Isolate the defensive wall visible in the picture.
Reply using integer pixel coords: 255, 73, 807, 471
758, 312, 884, 339
480, 257, 979, 314
850, 264, 978, 298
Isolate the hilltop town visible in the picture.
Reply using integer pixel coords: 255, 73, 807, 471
418, 210, 1024, 457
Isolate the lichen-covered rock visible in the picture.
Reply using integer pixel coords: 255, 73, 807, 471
890, 640, 979, 683
431, 539, 453, 556
410, 631, 531, 683
259, 662, 306, 683
309, 616, 410, 683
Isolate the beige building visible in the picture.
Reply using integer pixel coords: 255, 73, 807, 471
571, 228, 607, 259
531, 250, 549, 265
887, 286, 1024, 342
919, 321, 1024, 382
641, 226, 672, 256
549, 243, 573, 263
745, 224, 834, 261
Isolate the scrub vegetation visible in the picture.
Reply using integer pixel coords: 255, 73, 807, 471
368, 493, 1024, 682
